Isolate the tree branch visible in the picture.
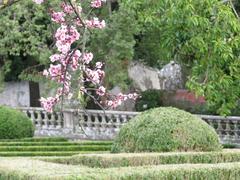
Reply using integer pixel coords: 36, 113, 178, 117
0, 0, 20, 9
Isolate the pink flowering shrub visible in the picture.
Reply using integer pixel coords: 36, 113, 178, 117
33, 0, 137, 112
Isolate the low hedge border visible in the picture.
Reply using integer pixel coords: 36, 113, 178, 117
0, 145, 111, 152
0, 137, 68, 142
0, 141, 113, 146
43, 150, 240, 168
1, 158, 240, 179
0, 151, 108, 157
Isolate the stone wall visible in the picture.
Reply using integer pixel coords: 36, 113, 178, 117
0, 81, 30, 107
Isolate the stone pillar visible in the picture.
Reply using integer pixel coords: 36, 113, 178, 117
63, 110, 75, 134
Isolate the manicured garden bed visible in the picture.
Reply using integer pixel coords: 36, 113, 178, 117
0, 138, 240, 179
0, 138, 111, 157
0, 158, 240, 179
43, 149, 240, 168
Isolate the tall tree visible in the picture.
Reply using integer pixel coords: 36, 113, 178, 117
120, 0, 240, 115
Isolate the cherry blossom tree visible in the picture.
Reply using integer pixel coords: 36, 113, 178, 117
30, 0, 137, 112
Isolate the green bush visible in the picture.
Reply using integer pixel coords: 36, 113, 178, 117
0, 106, 34, 139
112, 107, 222, 153
135, 90, 163, 111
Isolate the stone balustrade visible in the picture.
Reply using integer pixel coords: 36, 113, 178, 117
18, 107, 240, 143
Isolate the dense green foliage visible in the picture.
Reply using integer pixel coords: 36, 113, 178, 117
46, 150, 240, 168
0, 106, 34, 139
120, 0, 240, 115
0, 0, 57, 82
135, 89, 163, 111
112, 107, 221, 152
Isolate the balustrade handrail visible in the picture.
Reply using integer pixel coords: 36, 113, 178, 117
17, 107, 240, 119
17, 107, 240, 142
18, 107, 140, 115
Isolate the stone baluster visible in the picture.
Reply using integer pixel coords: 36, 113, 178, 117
21, 110, 28, 118
114, 114, 121, 129
100, 114, 107, 129
35, 110, 43, 128
49, 113, 55, 128
28, 110, 35, 122
56, 112, 62, 129
216, 119, 224, 139
94, 113, 100, 128
77, 113, 82, 127
86, 114, 92, 128
42, 111, 49, 129
225, 120, 231, 140
106, 114, 112, 128
233, 120, 239, 141
121, 114, 127, 124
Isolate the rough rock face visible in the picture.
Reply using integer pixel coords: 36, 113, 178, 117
128, 61, 183, 91
158, 61, 183, 90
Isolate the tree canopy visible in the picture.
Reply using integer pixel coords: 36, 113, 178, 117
120, 0, 240, 115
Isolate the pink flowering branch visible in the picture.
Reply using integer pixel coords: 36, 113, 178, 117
33, 0, 138, 112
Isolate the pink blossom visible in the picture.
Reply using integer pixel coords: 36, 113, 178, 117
43, 70, 49, 76
55, 25, 80, 54
48, 64, 62, 78
86, 18, 106, 29
71, 50, 82, 71
96, 86, 106, 96
51, 11, 65, 24
96, 62, 103, 69
85, 68, 104, 85
40, 97, 58, 112
82, 53, 93, 64
49, 54, 63, 63
61, 3, 74, 14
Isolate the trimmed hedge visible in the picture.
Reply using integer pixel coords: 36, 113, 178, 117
1, 158, 240, 179
43, 150, 240, 168
0, 141, 113, 146
112, 107, 222, 152
0, 138, 111, 157
0, 145, 111, 152
0, 106, 34, 139
0, 151, 107, 157
0, 137, 68, 142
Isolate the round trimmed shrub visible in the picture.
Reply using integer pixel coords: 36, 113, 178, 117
112, 107, 222, 153
0, 106, 34, 139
